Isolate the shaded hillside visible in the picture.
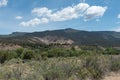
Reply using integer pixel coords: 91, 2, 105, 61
1, 28, 120, 47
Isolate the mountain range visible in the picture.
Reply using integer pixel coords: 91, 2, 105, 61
0, 28, 120, 47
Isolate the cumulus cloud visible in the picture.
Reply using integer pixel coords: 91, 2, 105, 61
20, 2, 107, 27
51, 3, 89, 21
0, 0, 8, 7
16, 16, 23, 20
32, 7, 52, 17
84, 6, 107, 21
117, 14, 120, 19
20, 18, 49, 27
32, 3, 89, 21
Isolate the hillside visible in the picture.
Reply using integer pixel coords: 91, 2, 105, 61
1, 28, 120, 47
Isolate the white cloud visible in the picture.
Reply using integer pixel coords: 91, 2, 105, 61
32, 3, 89, 21
20, 18, 49, 27
20, 2, 107, 27
117, 14, 120, 19
50, 7, 78, 21
32, 7, 52, 17
16, 16, 23, 20
84, 6, 107, 21
40, 18, 49, 23
0, 0, 8, 7
113, 27, 120, 32
50, 3, 89, 21
74, 3, 89, 13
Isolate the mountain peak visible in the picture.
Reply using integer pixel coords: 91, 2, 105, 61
64, 28, 80, 33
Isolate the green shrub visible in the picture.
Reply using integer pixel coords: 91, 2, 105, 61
0, 50, 17, 63
103, 48, 120, 55
15, 48, 24, 58
81, 55, 109, 80
109, 56, 120, 72
21, 49, 35, 59
46, 48, 70, 57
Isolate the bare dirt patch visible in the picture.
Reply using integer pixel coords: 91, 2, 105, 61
103, 72, 120, 80
0, 43, 22, 50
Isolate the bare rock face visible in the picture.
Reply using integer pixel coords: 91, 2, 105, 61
29, 36, 74, 45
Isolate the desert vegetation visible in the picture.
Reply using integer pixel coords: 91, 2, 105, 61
0, 45, 120, 80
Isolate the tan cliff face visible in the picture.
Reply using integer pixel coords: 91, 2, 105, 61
29, 36, 74, 45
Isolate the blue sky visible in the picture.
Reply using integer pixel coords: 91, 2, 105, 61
0, 0, 120, 34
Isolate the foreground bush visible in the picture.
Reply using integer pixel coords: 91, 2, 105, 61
0, 55, 120, 80
109, 55, 120, 72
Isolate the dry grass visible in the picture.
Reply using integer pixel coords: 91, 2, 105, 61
0, 43, 22, 50
0, 55, 120, 80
